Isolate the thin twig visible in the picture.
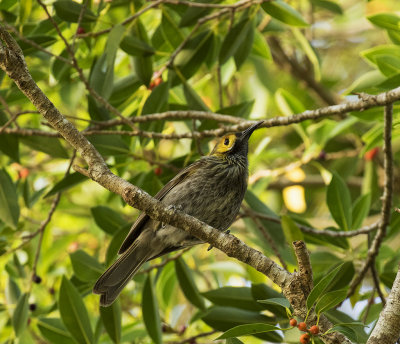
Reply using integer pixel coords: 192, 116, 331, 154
243, 211, 380, 237
30, 151, 76, 290
243, 206, 287, 270
347, 103, 393, 298
370, 263, 386, 306
168, 330, 218, 344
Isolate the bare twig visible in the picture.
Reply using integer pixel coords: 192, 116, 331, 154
348, 103, 394, 298
243, 205, 287, 270
370, 263, 386, 306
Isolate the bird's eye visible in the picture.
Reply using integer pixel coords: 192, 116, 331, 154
224, 138, 230, 146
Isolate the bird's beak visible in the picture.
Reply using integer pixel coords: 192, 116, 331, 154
240, 121, 264, 141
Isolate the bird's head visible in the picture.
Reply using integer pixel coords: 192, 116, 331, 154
210, 121, 264, 161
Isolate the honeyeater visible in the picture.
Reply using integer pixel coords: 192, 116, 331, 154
93, 121, 263, 306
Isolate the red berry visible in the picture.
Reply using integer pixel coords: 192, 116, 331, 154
149, 76, 162, 90
364, 147, 378, 161
18, 167, 29, 179
310, 325, 319, 335
298, 322, 307, 331
290, 318, 297, 327
300, 333, 310, 344
154, 167, 163, 176
77, 27, 85, 34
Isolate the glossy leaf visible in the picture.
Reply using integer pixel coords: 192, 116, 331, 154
203, 286, 264, 311
120, 35, 155, 56
306, 263, 344, 310
315, 289, 348, 314
368, 13, 400, 31
37, 318, 76, 344
91, 206, 127, 235
201, 306, 280, 341
216, 323, 280, 339
220, 19, 252, 65
183, 82, 210, 111
70, 250, 104, 282
257, 297, 291, 309
19, 136, 69, 159
89, 53, 114, 100
142, 274, 162, 344
251, 30, 272, 60
87, 135, 130, 156
12, 293, 29, 337
100, 300, 121, 344
18, 36, 57, 55
327, 172, 352, 231
109, 75, 142, 107
59, 276, 93, 344
175, 257, 206, 310
310, 0, 343, 14
0, 169, 19, 228
53, 0, 97, 23
161, 8, 184, 49
351, 193, 371, 229
281, 215, 304, 246
262, 1, 308, 27
45, 172, 87, 198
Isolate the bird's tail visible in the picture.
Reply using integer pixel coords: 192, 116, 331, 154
93, 230, 156, 307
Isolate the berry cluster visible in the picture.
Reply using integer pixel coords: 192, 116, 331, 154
289, 319, 320, 343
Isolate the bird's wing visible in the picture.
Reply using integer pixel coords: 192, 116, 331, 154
118, 159, 204, 254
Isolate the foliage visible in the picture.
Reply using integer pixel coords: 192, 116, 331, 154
1, 0, 400, 343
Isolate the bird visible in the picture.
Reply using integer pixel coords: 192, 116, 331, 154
93, 121, 263, 306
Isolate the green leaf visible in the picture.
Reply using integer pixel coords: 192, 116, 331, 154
19, 136, 69, 159
12, 293, 29, 337
257, 297, 291, 309
327, 172, 352, 231
234, 20, 255, 69
18, 36, 57, 55
172, 30, 214, 84
345, 70, 387, 94
226, 338, 244, 344
161, 8, 184, 49
329, 325, 358, 342
292, 28, 321, 81
175, 257, 206, 310
361, 45, 400, 67
106, 24, 125, 68
53, 0, 97, 23
262, 1, 308, 27
219, 19, 253, 65
183, 82, 210, 111
0, 112, 19, 161
132, 20, 153, 86
281, 215, 304, 246
59, 276, 93, 344
100, 300, 121, 344
70, 250, 104, 282
244, 191, 285, 246
91, 206, 127, 235
89, 53, 114, 100
87, 135, 130, 156
251, 30, 272, 61
315, 289, 348, 314
0, 169, 19, 228
120, 36, 155, 56
142, 81, 170, 115
368, 13, 400, 31
306, 263, 344, 310
216, 323, 280, 339
109, 75, 142, 107
37, 318, 76, 344
45, 172, 87, 198
201, 306, 280, 341
203, 287, 263, 312
310, 0, 343, 14
142, 274, 162, 344
351, 193, 371, 229
375, 55, 400, 76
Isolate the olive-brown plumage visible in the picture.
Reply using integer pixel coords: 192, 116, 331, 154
93, 121, 263, 306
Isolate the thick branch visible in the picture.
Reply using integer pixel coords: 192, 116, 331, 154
367, 264, 400, 344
